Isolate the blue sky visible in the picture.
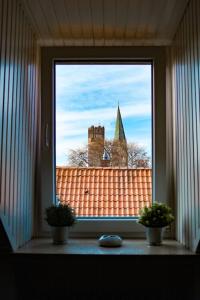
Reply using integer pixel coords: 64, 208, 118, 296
56, 64, 152, 165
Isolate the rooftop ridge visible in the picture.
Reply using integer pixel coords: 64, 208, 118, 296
56, 166, 152, 170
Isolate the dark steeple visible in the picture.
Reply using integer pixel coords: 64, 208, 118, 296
114, 105, 126, 141
112, 105, 128, 167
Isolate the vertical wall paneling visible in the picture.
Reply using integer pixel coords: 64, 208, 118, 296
192, 0, 200, 238
34, 45, 41, 237
22, 8, 28, 246
189, 0, 196, 245
14, 2, 23, 245
0, 0, 38, 250
197, 0, 200, 231
18, 7, 25, 247
166, 47, 175, 238
0, 0, 2, 51
182, 13, 188, 247
0, 0, 6, 208
6, 0, 16, 228
26, 22, 33, 240
25, 17, 30, 241
1, 0, 11, 217
28, 35, 34, 238
187, 0, 193, 247
169, 0, 200, 251
11, 1, 20, 237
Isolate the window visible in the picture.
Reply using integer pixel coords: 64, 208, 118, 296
39, 47, 167, 237
55, 63, 152, 220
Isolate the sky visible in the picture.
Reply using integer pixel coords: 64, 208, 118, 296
56, 64, 152, 166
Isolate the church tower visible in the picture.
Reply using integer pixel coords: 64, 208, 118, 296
88, 126, 105, 166
111, 106, 128, 167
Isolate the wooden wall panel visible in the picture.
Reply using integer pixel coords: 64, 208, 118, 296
0, 0, 38, 250
21, 0, 189, 46
169, 0, 200, 251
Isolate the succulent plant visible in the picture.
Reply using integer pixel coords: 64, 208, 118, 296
138, 202, 174, 228
45, 203, 76, 227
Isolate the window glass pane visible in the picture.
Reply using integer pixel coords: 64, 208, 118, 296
55, 64, 152, 218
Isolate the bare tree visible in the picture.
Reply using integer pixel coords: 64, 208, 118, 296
68, 146, 88, 167
127, 142, 150, 168
67, 140, 150, 168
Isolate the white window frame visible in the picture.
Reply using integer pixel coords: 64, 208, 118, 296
38, 47, 168, 238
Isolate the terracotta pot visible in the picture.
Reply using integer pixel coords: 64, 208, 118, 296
51, 226, 69, 245
146, 227, 164, 246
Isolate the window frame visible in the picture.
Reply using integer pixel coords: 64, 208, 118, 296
38, 47, 168, 238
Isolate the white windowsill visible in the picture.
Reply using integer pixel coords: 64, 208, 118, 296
15, 238, 194, 255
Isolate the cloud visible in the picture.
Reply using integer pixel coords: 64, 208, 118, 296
56, 64, 151, 109
55, 64, 152, 165
57, 102, 150, 124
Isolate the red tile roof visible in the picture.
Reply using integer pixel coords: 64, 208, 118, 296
56, 167, 152, 217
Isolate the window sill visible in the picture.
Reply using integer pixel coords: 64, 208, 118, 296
15, 238, 194, 255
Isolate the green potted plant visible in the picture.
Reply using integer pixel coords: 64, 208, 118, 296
138, 202, 174, 246
45, 203, 76, 244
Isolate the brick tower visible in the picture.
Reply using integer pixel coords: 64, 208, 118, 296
111, 106, 128, 167
88, 126, 105, 166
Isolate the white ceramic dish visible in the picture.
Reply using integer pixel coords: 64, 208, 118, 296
98, 235, 123, 247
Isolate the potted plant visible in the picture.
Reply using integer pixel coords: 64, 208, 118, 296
138, 202, 174, 246
45, 203, 76, 244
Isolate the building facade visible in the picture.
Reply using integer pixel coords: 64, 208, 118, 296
88, 106, 128, 167
88, 125, 105, 166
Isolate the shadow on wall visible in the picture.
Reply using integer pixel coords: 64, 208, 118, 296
0, 220, 12, 253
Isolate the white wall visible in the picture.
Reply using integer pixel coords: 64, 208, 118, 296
0, 0, 39, 250
169, 0, 200, 251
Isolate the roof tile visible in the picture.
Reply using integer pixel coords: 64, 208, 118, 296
56, 167, 152, 217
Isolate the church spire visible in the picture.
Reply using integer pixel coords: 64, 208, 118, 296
112, 105, 128, 167
114, 105, 126, 141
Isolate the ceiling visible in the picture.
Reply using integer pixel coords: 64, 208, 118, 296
21, 0, 189, 46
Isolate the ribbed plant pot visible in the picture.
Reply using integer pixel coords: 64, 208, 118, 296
146, 227, 164, 246
51, 226, 69, 245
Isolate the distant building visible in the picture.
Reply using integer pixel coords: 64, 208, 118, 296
101, 149, 111, 167
88, 105, 128, 167
111, 106, 128, 167
88, 125, 105, 166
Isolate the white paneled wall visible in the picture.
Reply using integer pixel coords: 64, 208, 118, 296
0, 0, 38, 250
1, 0, 199, 252
169, 0, 200, 251
21, 0, 188, 46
